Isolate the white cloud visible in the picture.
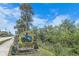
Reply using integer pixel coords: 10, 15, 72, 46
0, 6, 20, 35
32, 15, 70, 28
74, 19, 79, 27
11, 7, 21, 19
51, 15, 70, 26
75, 20, 79, 25
6, 23, 15, 35
0, 18, 8, 24
0, 19, 15, 35
0, 6, 20, 19
32, 15, 48, 28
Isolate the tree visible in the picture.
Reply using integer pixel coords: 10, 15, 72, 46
60, 19, 75, 32
58, 19, 76, 47
20, 3, 33, 31
15, 3, 33, 34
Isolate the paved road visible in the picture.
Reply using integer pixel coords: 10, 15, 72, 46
0, 37, 14, 56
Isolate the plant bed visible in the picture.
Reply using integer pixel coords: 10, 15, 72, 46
0, 38, 12, 45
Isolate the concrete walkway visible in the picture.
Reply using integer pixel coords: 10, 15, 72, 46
0, 37, 14, 56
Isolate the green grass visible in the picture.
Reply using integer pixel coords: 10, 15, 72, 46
0, 38, 12, 45
9, 47, 54, 56
36, 47, 54, 56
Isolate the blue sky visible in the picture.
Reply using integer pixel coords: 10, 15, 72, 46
0, 3, 79, 34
